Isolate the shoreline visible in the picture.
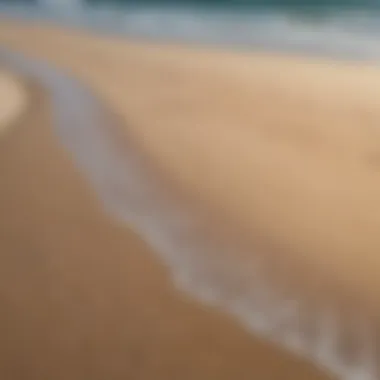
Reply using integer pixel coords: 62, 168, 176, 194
0, 71, 331, 379
2, 9, 380, 63
2, 18, 380, 380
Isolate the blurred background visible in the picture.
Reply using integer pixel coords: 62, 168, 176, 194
1, 0, 380, 59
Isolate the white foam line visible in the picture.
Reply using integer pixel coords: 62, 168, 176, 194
1, 49, 379, 380
4, 5, 380, 62
37, 0, 84, 9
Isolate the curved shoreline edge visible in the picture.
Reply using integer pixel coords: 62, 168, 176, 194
1, 48, 379, 380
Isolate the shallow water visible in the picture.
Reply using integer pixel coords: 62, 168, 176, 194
2, 49, 380, 380
3, 1, 380, 61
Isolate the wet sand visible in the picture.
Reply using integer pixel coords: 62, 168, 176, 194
1, 17, 380, 380
0, 78, 332, 379
1, 20, 380, 307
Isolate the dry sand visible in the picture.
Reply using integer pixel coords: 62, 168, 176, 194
0, 69, 26, 134
1, 18, 380, 380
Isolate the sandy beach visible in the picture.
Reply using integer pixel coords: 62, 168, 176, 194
0, 77, 332, 379
2, 19, 380, 303
2, 17, 380, 380
0, 69, 26, 134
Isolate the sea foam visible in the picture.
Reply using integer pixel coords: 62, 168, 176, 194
2, 49, 380, 380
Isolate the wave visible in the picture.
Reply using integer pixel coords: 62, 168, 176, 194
2, 2, 380, 61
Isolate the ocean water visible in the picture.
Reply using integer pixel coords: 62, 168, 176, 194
2, 0, 380, 59
2, 2, 380, 380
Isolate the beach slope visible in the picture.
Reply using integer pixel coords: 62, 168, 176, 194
0, 78, 332, 379
1, 18, 380, 379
